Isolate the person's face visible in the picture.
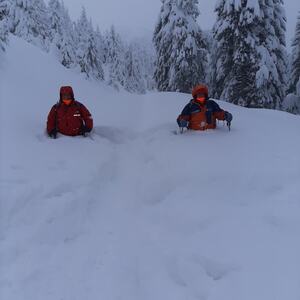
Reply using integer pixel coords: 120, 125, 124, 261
61, 93, 73, 105
195, 93, 206, 104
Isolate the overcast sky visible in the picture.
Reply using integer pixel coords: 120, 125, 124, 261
61, 0, 299, 47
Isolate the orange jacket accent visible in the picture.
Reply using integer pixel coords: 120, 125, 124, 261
192, 84, 209, 98
178, 99, 226, 131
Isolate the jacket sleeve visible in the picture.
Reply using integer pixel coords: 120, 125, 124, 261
47, 105, 57, 134
177, 102, 192, 121
211, 101, 226, 121
80, 104, 93, 131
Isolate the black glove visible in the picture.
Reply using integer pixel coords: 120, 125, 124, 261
81, 125, 91, 136
177, 119, 188, 128
49, 129, 57, 139
224, 111, 232, 131
224, 111, 233, 123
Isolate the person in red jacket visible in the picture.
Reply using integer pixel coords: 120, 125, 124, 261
47, 86, 93, 138
177, 84, 232, 131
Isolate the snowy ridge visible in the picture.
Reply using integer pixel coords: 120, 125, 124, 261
1, 37, 300, 300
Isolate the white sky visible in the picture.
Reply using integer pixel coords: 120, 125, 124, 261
61, 0, 299, 47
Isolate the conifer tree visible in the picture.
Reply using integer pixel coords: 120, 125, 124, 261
95, 25, 105, 64
124, 43, 146, 94
212, 0, 288, 109
104, 26, 126, 90
153, 0, 208, 92
75, 8, 104, 80
0, 0, 10, 52
282, 11, 300, 114
290, 12, 300, 95
9, 0, 50, 51
48, 0, 76, 68
257, 0, 288, 108
136, 40, 156, 91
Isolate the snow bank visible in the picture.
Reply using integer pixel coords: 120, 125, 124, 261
1, 36, 300, 300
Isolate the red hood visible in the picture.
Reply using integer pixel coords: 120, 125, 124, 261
60, 86, 74, 101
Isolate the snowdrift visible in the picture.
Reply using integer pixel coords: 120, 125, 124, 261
1, 36, 300, 300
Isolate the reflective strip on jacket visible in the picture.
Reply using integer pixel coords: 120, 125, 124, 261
47, 101, 93, 136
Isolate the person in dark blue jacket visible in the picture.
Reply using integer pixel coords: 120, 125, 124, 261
177, 84, 232, 130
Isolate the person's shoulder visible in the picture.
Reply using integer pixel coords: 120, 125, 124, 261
207, 99, 220, 107
51, 102, 60, 109
74, 101, 91, 113
74, 100, 84, 107
188, 99, 195, 106
207, 99, 217, 104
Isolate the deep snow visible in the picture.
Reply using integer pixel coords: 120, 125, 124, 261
1, 36, 300, 300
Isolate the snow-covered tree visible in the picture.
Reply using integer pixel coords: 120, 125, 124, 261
260, 0, 288, 108
74, 8, 104, 80
213, 0, 265, 107
104, 26, 126, 90
48, 0, 76, 68
124, 42, 146, 94
9, 0, 50, 51
212, 0, 288, 109
202, 30, 214, 89
283, 12, 300, 115
48, 0, 61, 41
153, 0, 208, 92
0, 0, 10, 52
282, 91, 300, 114
289, 12, 300, 95
95, 25, 105, 64
137, 40, 156, 91
153, 0, 173, 91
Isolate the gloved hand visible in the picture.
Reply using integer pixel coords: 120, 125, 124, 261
49, 129, 57, 139
224, 111, 233, 123
177, 119, 188, 128
81, 125, 92, 136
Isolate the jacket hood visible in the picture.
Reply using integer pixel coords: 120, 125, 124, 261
60, 86, 75, 101
192, 84, 208, 99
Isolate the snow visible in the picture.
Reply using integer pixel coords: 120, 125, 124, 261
1, 36, 300, 300
282, 93, 300, 114
246, 0, 261, 17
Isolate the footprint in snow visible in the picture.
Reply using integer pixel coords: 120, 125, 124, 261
93, 126, 137, 144
195, 256, 240, 281
166, 255, 240, 290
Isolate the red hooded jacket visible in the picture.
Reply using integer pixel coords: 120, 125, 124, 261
47, 86, 93, 136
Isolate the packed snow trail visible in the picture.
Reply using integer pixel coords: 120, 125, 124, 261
1, 37, 300, 300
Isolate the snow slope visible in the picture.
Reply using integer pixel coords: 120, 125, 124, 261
1, 36, 300, 300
